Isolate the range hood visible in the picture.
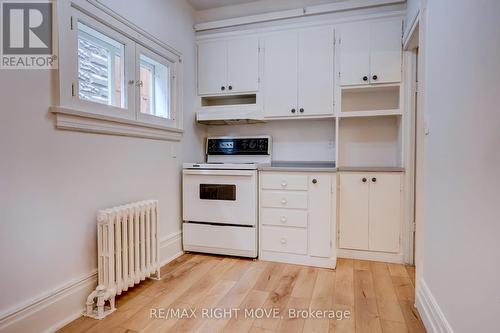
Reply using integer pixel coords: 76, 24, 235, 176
196, 107, 265, 125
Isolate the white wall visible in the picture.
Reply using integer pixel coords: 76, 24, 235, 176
206, 119, 336, 162
404, 0, 419, 33
196, 0, 342, 23
0, 0, 202, 331
418, 0, 500, 331
338, 117, 401, 167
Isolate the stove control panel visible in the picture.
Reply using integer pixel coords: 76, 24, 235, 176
206, 137, 271, 155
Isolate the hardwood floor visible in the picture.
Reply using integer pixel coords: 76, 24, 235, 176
58, 254, 426, 333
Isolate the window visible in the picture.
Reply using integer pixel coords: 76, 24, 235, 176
139, 54, 171, 119
77, 22, 125, 108
54, 1, 183, 141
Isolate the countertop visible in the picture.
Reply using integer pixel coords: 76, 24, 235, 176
337, 166, 405, 172
259, 161, 337, 172
259, 161, 405, 173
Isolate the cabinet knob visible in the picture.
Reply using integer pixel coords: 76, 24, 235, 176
372, 177, 377, 182
281, 198, 288, 204
291, 108, 296, 113
362, 177, 367, 183
228, 85, 233, 90
281, 181, 288, 187
280, 238, 287, 245
312, 179, 318, 184
221, 86, 225, 91
363, 76, 368, 81
299, 108, 304, 113
280, 216, 287, 223
372, 75, 378, 81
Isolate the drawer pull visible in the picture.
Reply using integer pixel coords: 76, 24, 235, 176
281, 198, 288, 204
281, 181, 288, 187
280, 216, 287, 223
280, 238, 287, 245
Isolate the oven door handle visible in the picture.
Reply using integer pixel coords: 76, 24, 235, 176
183, 169, 256, 177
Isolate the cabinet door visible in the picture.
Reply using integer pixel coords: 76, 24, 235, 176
339, 22, 370, 86
368, 173, 401, 252
227, 36, 259, 93
197, 40, 227, 95
308, 174, 332, 257
262, 31, 298, 118
370, 19, 402, 84
339, 173, 369, 250
298, 26, 335, 116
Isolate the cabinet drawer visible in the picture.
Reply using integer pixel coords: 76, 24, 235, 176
261, 190, 308, 209
261, 173, 308, 191
261, 226, 307, 255
261, 208, 308, 228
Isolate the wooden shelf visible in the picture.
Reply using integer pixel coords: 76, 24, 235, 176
341, 85, 400, 114
338, 109, 402, 118
337, 116, 402, 167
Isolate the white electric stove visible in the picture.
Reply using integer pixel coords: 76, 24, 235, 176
182, 136, 271, 258
182, 162, 260, 170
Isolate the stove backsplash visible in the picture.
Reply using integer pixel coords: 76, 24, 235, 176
205, 119, 336, 162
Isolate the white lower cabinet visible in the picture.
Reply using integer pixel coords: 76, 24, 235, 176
259, 171, 336, 268
261, 226, 307, 255
261, 208, 308, 228
339, 172, 402, 253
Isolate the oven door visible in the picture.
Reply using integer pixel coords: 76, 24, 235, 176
183, 169, 257, 226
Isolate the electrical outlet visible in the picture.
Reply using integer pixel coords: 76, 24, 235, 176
171, 144, 177, 158
424, 116, 430, 135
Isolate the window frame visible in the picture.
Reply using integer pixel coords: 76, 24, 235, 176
77, 20, 127, 109
55, 0, 183, 140
139, 58, 156, 115
136, 43, 177, 128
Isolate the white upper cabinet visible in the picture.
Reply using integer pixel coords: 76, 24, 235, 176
197, 36, 259, 95
370, 19, 403, 85
198, 40, 227, 95
263, 27, 334, 118
298, 26, 335, 116
227, 37, 260, 94
340, 18, 402, 86
262, 31, 298, 118
339, 22, 371, 86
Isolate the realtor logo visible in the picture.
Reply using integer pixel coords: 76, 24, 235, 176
1, 1, 57, 69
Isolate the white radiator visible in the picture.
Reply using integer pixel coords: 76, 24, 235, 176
85, 200, 161, 319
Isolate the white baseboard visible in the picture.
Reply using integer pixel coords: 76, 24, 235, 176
0, 272, 98, 333
0, 230, 183, 333
415, 278, 454, 333
337, 248, 404, 263
160, 231, 184, 267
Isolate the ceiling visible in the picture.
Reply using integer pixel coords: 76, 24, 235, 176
187, 0, 257, 10
187, 0, 351, 11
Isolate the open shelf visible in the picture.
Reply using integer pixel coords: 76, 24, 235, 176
338, 109, 402, 118
201, 94, 257, 107
337, 116, 403, 168
341, 85, 400, 115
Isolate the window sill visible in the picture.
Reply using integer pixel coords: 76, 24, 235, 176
50, 106, 183, 141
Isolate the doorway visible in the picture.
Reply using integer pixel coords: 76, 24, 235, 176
404, 18, 420, 266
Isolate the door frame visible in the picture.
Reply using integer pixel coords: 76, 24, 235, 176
402, 15, 421, 265
403, 7, 427, 277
